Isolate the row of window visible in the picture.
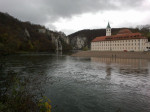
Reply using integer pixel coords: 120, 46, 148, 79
92, 39, 147, 45
92, 47, 145, 51
106, 35, 141, 40
92, 47, 144, 50
92, 43, 146, 47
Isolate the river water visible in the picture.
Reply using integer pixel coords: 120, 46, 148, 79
1, 53, 150, 112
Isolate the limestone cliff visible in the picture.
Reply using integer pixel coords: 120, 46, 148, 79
70, 36, 87, 49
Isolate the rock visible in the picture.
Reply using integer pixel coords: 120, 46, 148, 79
58, 31, 70, 44
55, 37, 62, 51
70, 36, 87, 49
46, 31, 71, 51
23, 28, 30, 41
25, 28, 30, 38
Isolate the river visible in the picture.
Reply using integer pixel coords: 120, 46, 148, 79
1, 53, 150, 112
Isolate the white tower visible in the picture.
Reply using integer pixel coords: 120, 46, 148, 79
106, 22, 111, 36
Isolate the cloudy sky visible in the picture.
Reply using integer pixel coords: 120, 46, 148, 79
0, 0, 150, 35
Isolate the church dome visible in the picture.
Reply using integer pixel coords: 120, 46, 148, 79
117, 29, 132, 34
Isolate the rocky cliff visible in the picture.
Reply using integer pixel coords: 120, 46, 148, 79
70, 36, 87, 49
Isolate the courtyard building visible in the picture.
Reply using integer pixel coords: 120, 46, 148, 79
91, 23, 150, 52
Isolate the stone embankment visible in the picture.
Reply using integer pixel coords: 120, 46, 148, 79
71, 51, 150, 59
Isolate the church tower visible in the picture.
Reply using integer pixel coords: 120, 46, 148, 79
106, 22, 111, 36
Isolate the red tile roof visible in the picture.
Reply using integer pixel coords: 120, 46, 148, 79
92, 29, 146, 42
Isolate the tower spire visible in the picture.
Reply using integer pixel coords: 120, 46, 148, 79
106, 22, 111, 36
107, 22, 111, 28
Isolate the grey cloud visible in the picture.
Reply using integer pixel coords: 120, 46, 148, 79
0, 0, 146, 27
0, 0, 50, 24
43, 0, 144, 17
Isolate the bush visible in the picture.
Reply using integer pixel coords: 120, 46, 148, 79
0, 71, 52, 112
82, 46, 89, 51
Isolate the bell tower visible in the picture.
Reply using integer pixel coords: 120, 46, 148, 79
106, 22, 111, 36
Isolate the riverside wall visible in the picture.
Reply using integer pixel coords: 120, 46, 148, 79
71, 51, 150, 59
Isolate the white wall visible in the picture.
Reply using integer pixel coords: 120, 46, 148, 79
91, 39, 148, 51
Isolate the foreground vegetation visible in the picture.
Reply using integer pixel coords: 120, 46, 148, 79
0, 76, 51, 112
0, 59, 52, 112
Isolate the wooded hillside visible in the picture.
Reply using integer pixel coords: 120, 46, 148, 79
0, 12, 71, 54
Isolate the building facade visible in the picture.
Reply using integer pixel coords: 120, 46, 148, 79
91, 23, 150, 52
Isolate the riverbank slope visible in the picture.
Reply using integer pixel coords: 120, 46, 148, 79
72, 51, 150, 59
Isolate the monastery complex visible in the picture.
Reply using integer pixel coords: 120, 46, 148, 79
91, 23, 150, 52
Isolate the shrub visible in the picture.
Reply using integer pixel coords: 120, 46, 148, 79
0, 71, 52, 112
82, 46, 89, 51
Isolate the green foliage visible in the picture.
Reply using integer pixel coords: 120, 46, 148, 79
62, 41, 73, 51
27, 40, 34, 51
0, 43, 4, 51
38, 96, 52, 112
0, 12, 71, 54
147, 32, 150, 38
82, 46, 89, 51
0, 74, 37, 112
0, 102, 6, 111
33, 40, 40, 52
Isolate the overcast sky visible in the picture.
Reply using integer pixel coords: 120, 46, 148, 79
0, 0, 150, 35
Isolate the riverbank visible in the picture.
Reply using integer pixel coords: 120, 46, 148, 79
71, 51, 150, 59
0, 50, 73, 56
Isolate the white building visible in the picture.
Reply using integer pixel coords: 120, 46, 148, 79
91, 23, 150, 52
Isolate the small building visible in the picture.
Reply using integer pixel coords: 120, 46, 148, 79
91, 23, 150, 52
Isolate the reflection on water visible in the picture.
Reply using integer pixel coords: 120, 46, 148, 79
91, 57, 149, 75
91, 57, 149, 68
105, 67, 112, 80
1, 54, 150, 112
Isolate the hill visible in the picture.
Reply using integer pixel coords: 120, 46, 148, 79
0, 12, 71, 54
68, 27, 150, 50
